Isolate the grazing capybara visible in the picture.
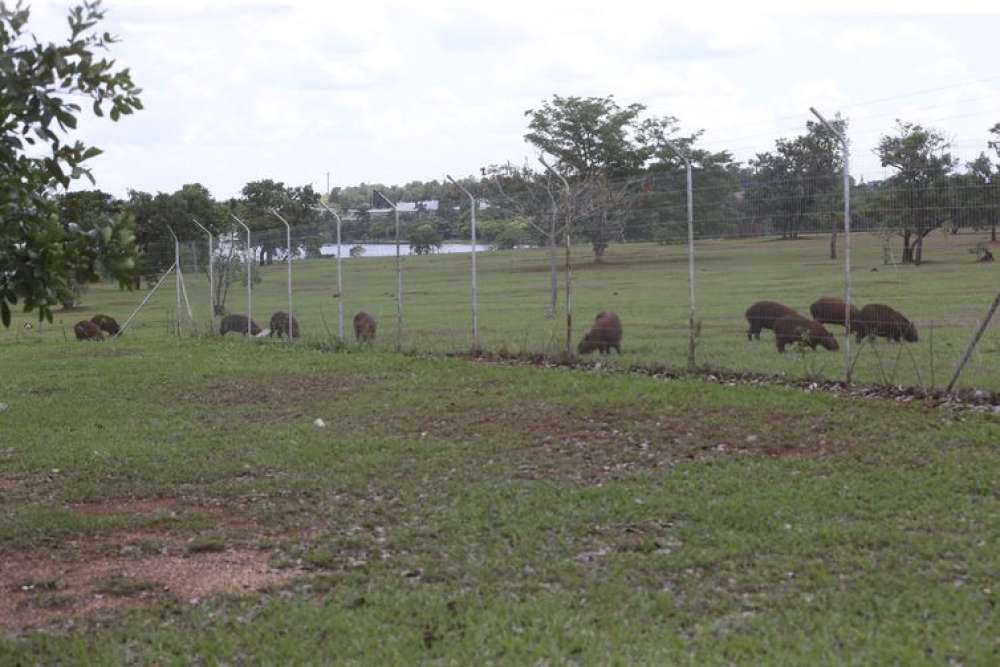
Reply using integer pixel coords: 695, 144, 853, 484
220, 314, 261, 336
773, 315, 840, 353
353, 311, 376, 343
74, 320, 104, 341
578, 311, 622, 355
90, 314, 120, 337
854, 304, 918, 343
809, 297, 861, 331
269, 311, 300, 339
745, 301, 800, 341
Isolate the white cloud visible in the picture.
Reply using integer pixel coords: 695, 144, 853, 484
18, 0, 995, 197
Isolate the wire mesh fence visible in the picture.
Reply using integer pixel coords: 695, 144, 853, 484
6, 173, 998, 394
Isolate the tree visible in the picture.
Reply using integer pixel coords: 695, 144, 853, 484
1, 1, 142, 326
876, 121, 956, 265
55, 189, 125, 302
524, 95, 650, 262
237, 180, 321, 264
125, 184, 228, 285
962, 153, 997, 242
408, 224, 443, 255
747, 118, 846, 255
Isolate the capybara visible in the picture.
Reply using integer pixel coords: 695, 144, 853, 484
353, 311, 376, 342
74, 320, 104, 341
220, 314, 261, 336
578, 311, 622, 355
90, 314, 120, 337
809, 297, 861, 331
745, 301, 800, 340
269, 311, 300, 338
854, 304, 918, 343
773, 315, 840, 353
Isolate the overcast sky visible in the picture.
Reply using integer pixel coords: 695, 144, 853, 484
26, 0, 1000, 199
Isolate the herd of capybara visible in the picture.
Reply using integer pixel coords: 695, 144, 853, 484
745, 297, 918, 352
73, 298, 915, 358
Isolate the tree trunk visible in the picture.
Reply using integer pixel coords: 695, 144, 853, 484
914, 234, 924, 266
901, 229, 914, 264
992, 222, 997, 243
830, 216, 838, 260
593, 210, 609, 263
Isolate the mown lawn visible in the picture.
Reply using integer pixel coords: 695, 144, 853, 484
1, 337, 998, 663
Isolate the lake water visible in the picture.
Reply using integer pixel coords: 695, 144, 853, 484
318, 242, 491, 258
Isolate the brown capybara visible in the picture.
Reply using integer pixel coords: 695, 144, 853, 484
809, 297, 861, 331
854, 304, 918, 343
220, 314, 261, 336
74, 320, 104, 341
578, 311, 622, 355
353, 311, 376, 343
90, 314, 120, 337
745, 301, 800, 340
773, 315, 840, 353
269, 311, 300, 339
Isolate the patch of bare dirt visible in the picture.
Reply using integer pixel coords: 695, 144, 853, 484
1, 543, 302, 636
1, 494, 308, 636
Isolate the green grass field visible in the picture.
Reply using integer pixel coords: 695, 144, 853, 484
1, 337, 999, 662
7, 230, 998, 391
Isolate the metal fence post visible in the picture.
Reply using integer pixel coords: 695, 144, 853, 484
947, 291, 1000, 392
810, 106, 852, 383
661, 141, 697, 372
539, 156, 572, 358
168, 227, 182, 337
375, 191, 402, 352
319, 202, 345, 340
231, 215, 253, 338
191, 218, 214, 324
447, 175, 479, 352
269, 208, 295, 344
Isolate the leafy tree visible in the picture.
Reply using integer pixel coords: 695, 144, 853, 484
960, 154, 997, 242
125, 184, 228, 284
746, 118, 846, 254
524, 95, 650, 261
876, 121, 956, 265
1, 1, 142, 326
237, 180, 321, 263
408, 223, 443, 255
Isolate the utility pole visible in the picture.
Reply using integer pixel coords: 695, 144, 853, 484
810, 106, 852, 383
